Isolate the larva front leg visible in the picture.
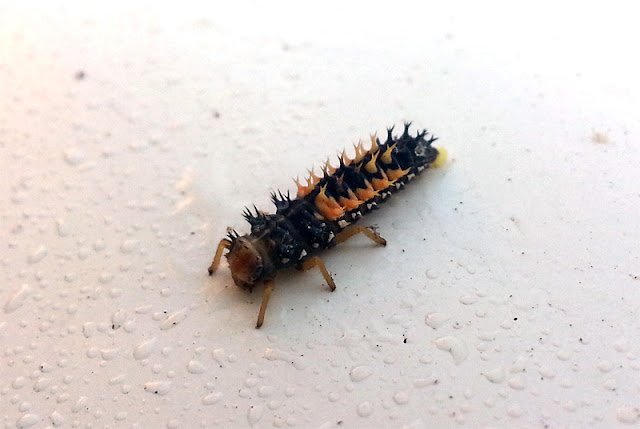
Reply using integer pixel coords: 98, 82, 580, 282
256, 279, 276, 328
208, 239, 232, 275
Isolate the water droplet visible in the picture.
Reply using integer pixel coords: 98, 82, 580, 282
187, 360, 206, 374
160, 309, 188, 330
56, 219, 70, 237
459, 294, 478, 305
100, 348, 119, 360
257, 386, 274, 398
482, 368, 505, 384
247, 404, 264, 426
506, 404, 524, 418
120, 239, 139, 254
434, 336, 469, 364
616, 407, 640, 424
12, 376, 27, 389
33, 377, 52, 392
357, 401, 373, 417
425, 269, 439, 279
4, 284, 33, 313
263, 348, 305, 370
134, 338, 157, 360
16, 413, 40, 428
614, 338, 629, 353
144, 381, 171, 395
349, 366, 372, 382
603, 379, 617, 391
392, 391, 409, 405
597, 360, 613, 372
71, 396, 88, 413
49, 410, 65, 426
413, 375, 438, 388
425, 313, 448, 329
28, 245, 47, 263
202, 392, 223, 405
111, 310, 126, 329
508, 376, 526, 390
63, 148, 85, 165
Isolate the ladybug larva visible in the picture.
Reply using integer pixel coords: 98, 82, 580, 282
208, 122, 447, 328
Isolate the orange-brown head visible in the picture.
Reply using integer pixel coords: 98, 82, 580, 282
226, 237, 265, 290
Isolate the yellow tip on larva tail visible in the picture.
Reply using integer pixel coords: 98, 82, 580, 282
431, 147, 448, 168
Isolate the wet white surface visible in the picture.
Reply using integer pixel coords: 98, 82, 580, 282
1, 2, 639, 428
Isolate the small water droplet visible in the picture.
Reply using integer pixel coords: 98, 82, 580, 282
120, 239, 139, 254
413, 375, 438, 388
187, 360, 206, 374
508, 376, 526, 390
349, 366, 372, 382
28, 245, 47, 263
49, 410, 65, 426
144, 381, 171, 395
597, 360, 613, 372
617, 407, 640, 424
56, 219, 70, 237
160, 309, 188, 330
16, 413, 40, 428
134, 338, 157, 360
33, 377, 52, 392
459, 294, 478, 305
264, 348, 305, 370
425, 269, 439, 279
482, 368, 505, 384
434, 336, 469, 364
393, 391, 409, 405
247, 404, 264, 426
425, 313, 448, 329
357, 401, 373, 417
4, 284, 33, 313
63, 148, 85, 165
202, 392, 223, 405
506, 404, 524, 418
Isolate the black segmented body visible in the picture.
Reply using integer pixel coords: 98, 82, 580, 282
233, 123, 440, 283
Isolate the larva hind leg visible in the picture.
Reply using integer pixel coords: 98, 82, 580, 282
256, 279, 276, 328
300, 256, 337, 291
335, 225, 387, 246
208, 239, 231, 275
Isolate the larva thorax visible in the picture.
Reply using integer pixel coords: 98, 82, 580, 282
222, 123, 445, 290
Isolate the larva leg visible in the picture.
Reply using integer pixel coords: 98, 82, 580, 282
300, 256, 337, 291
256, 279, 276, 328
335, 226, 387, 246
208, 239, 231, 275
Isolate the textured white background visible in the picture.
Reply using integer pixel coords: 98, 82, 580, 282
1, 2, 639, 428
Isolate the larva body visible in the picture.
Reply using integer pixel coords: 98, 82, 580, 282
208, 123, 447, 327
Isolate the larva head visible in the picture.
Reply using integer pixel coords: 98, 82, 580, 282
226, 237, 264, 290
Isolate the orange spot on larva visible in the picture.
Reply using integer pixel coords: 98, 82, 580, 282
355, 180, 378, 201
315, 184, 344, 220
295, 176, 314, 198
372, 170, 394, 191
339, 189, 363, 211
386, 167, 411, 181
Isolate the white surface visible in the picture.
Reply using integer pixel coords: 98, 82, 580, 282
1, 2, 639, 428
